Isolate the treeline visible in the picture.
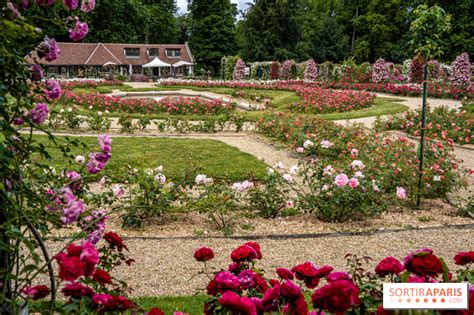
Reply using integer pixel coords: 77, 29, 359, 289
51, 0, 472, 73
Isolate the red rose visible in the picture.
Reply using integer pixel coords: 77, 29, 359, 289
292, 262, 318, 280
280, 280, 302, 300
314, 265, 334, 278
55, 253, 85, 281
311, 280, 361, 313
454, 251, 474, 265
244, 241, 262, 259
327, 271, 352, 282
404, 248, 443, 277
375, 256, 404, 277
231, 244, 257, 262
110, 296, 135, 311
62, 282, 94, 298
218, 291, 257, 315
276, 268, 294, 280
104, 232, 128, 251
22, 285, 50, 300
93, 269, 113, 285
254, 273, 269, 293
148, 308, 165, 315
262, 284, 281, 312
194, 246, 215, 262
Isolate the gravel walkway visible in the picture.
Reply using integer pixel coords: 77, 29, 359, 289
45, 225, 473, 297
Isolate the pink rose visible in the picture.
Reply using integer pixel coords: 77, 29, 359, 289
335, 174, 349, 187
348, 177, 359, 188
396, 186, 407, 199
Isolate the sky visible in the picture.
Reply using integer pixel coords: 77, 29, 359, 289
176, 0, 250, 14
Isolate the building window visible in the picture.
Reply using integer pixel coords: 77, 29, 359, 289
148, 48, 159, 57
124, 48, 140, 58
132, 66, 142, 74
166, 48, 181, 57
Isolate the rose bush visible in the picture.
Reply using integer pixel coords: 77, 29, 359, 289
195, 243, 473, 314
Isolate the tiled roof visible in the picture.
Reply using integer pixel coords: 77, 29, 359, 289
28, 42, 193, 66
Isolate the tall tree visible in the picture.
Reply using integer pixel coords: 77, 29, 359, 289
143, 0, 179, 44
188, 0, 238, 73
237, 0, 304, 61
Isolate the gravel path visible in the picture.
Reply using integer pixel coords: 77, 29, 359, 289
45, 225, 473, 297
335, 93, 462, 128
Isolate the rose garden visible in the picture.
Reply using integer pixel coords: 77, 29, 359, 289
1, 1, 473, 314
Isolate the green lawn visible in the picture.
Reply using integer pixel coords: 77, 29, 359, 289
32, 135, 268, 182
136, 295, 206, 314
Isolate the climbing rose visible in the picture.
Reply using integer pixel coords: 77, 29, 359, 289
311, 280, 361, 313
194, 247, 215, 262
98, 134, 112, 153
104, 231, 128, 251
22, 285, 50, 300
66, 170, 82, 190
403, 248, 443, 277
304, 59, 318, 81
46, 80, 61, 99
69, 20, 89, 41
63, 0, 78, 10
30, 64, 44, 81
30, 103, 49, 124
375, 256, 404, 277
81, 0, 95, 12
38, 37, 60, 62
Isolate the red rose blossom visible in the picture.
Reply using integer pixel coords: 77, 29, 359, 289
62, 282, 94, 298
93, 269, 113, 285
244, 241, 262, 259
375, 256, 404, 277
453, 251, 474, 265
104, 231, 128, 251
403, 248, 443, 277
311, 280, 361, 313
231, 244, 257, 262
218, 291, 257, 315
148, 308, 165, 315
276, 268, 294, 280
22, 285, 50, 300
194, 246, 215, 262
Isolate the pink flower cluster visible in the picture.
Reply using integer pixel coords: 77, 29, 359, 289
233, 58, 246, 81
87, 134, 112, 174
450, 52, 471, 87
46, 80, 61, 100
280, 60, 294, 80
304, 59, 318, 81
81, 209, 108, 244
30, 103, 49, 124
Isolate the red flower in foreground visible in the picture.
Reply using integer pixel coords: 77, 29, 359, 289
375, 256, 404, 277
22, 285, 50, 300
104, 231, 128, 251
62, 282, 94, 298
276, 268, 294, 280
244, 242, 263, 260
218, 291, 257, 315
147, 308, 165, 315
194, 246, 215, 262
311, 280, 361, 313
93, 269, 113, 285
453, 251, 474, 265
403, 248, 443, 277
54, 241, 99, 281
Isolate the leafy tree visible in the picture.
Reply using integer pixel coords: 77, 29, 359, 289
188, 0, 238, 73
409, 4, 451, 60
143, 0, 179, 44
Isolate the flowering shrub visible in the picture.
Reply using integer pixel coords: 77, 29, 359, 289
59, 79, 124, 90
410, 54, 426, 83
450, 53, 472, 88
304, 59, 318, 81
270, 61, 280, 80
372, 58, 392, 83
375, 106, 473, 145
290, 86, 375, 114
233, 59, 246, 81
195, 243, 474, 314
280, 60, 295, 81
52, 91, 235, 115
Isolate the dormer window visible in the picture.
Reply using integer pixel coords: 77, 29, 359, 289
148, 48, 159, 57
124, 48, 140, 58
166, 48, 181, 57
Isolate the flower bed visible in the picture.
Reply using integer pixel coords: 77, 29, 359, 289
59, 79, 124, 90
290, 86, 375, 114
52, 91, 235, 115
195, 243, 474, 314
375, 106, 473, 145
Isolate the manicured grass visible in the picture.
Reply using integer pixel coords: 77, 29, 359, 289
136, 295, 206, 314
32, 135, 268, 182
316, 97, 408, 120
